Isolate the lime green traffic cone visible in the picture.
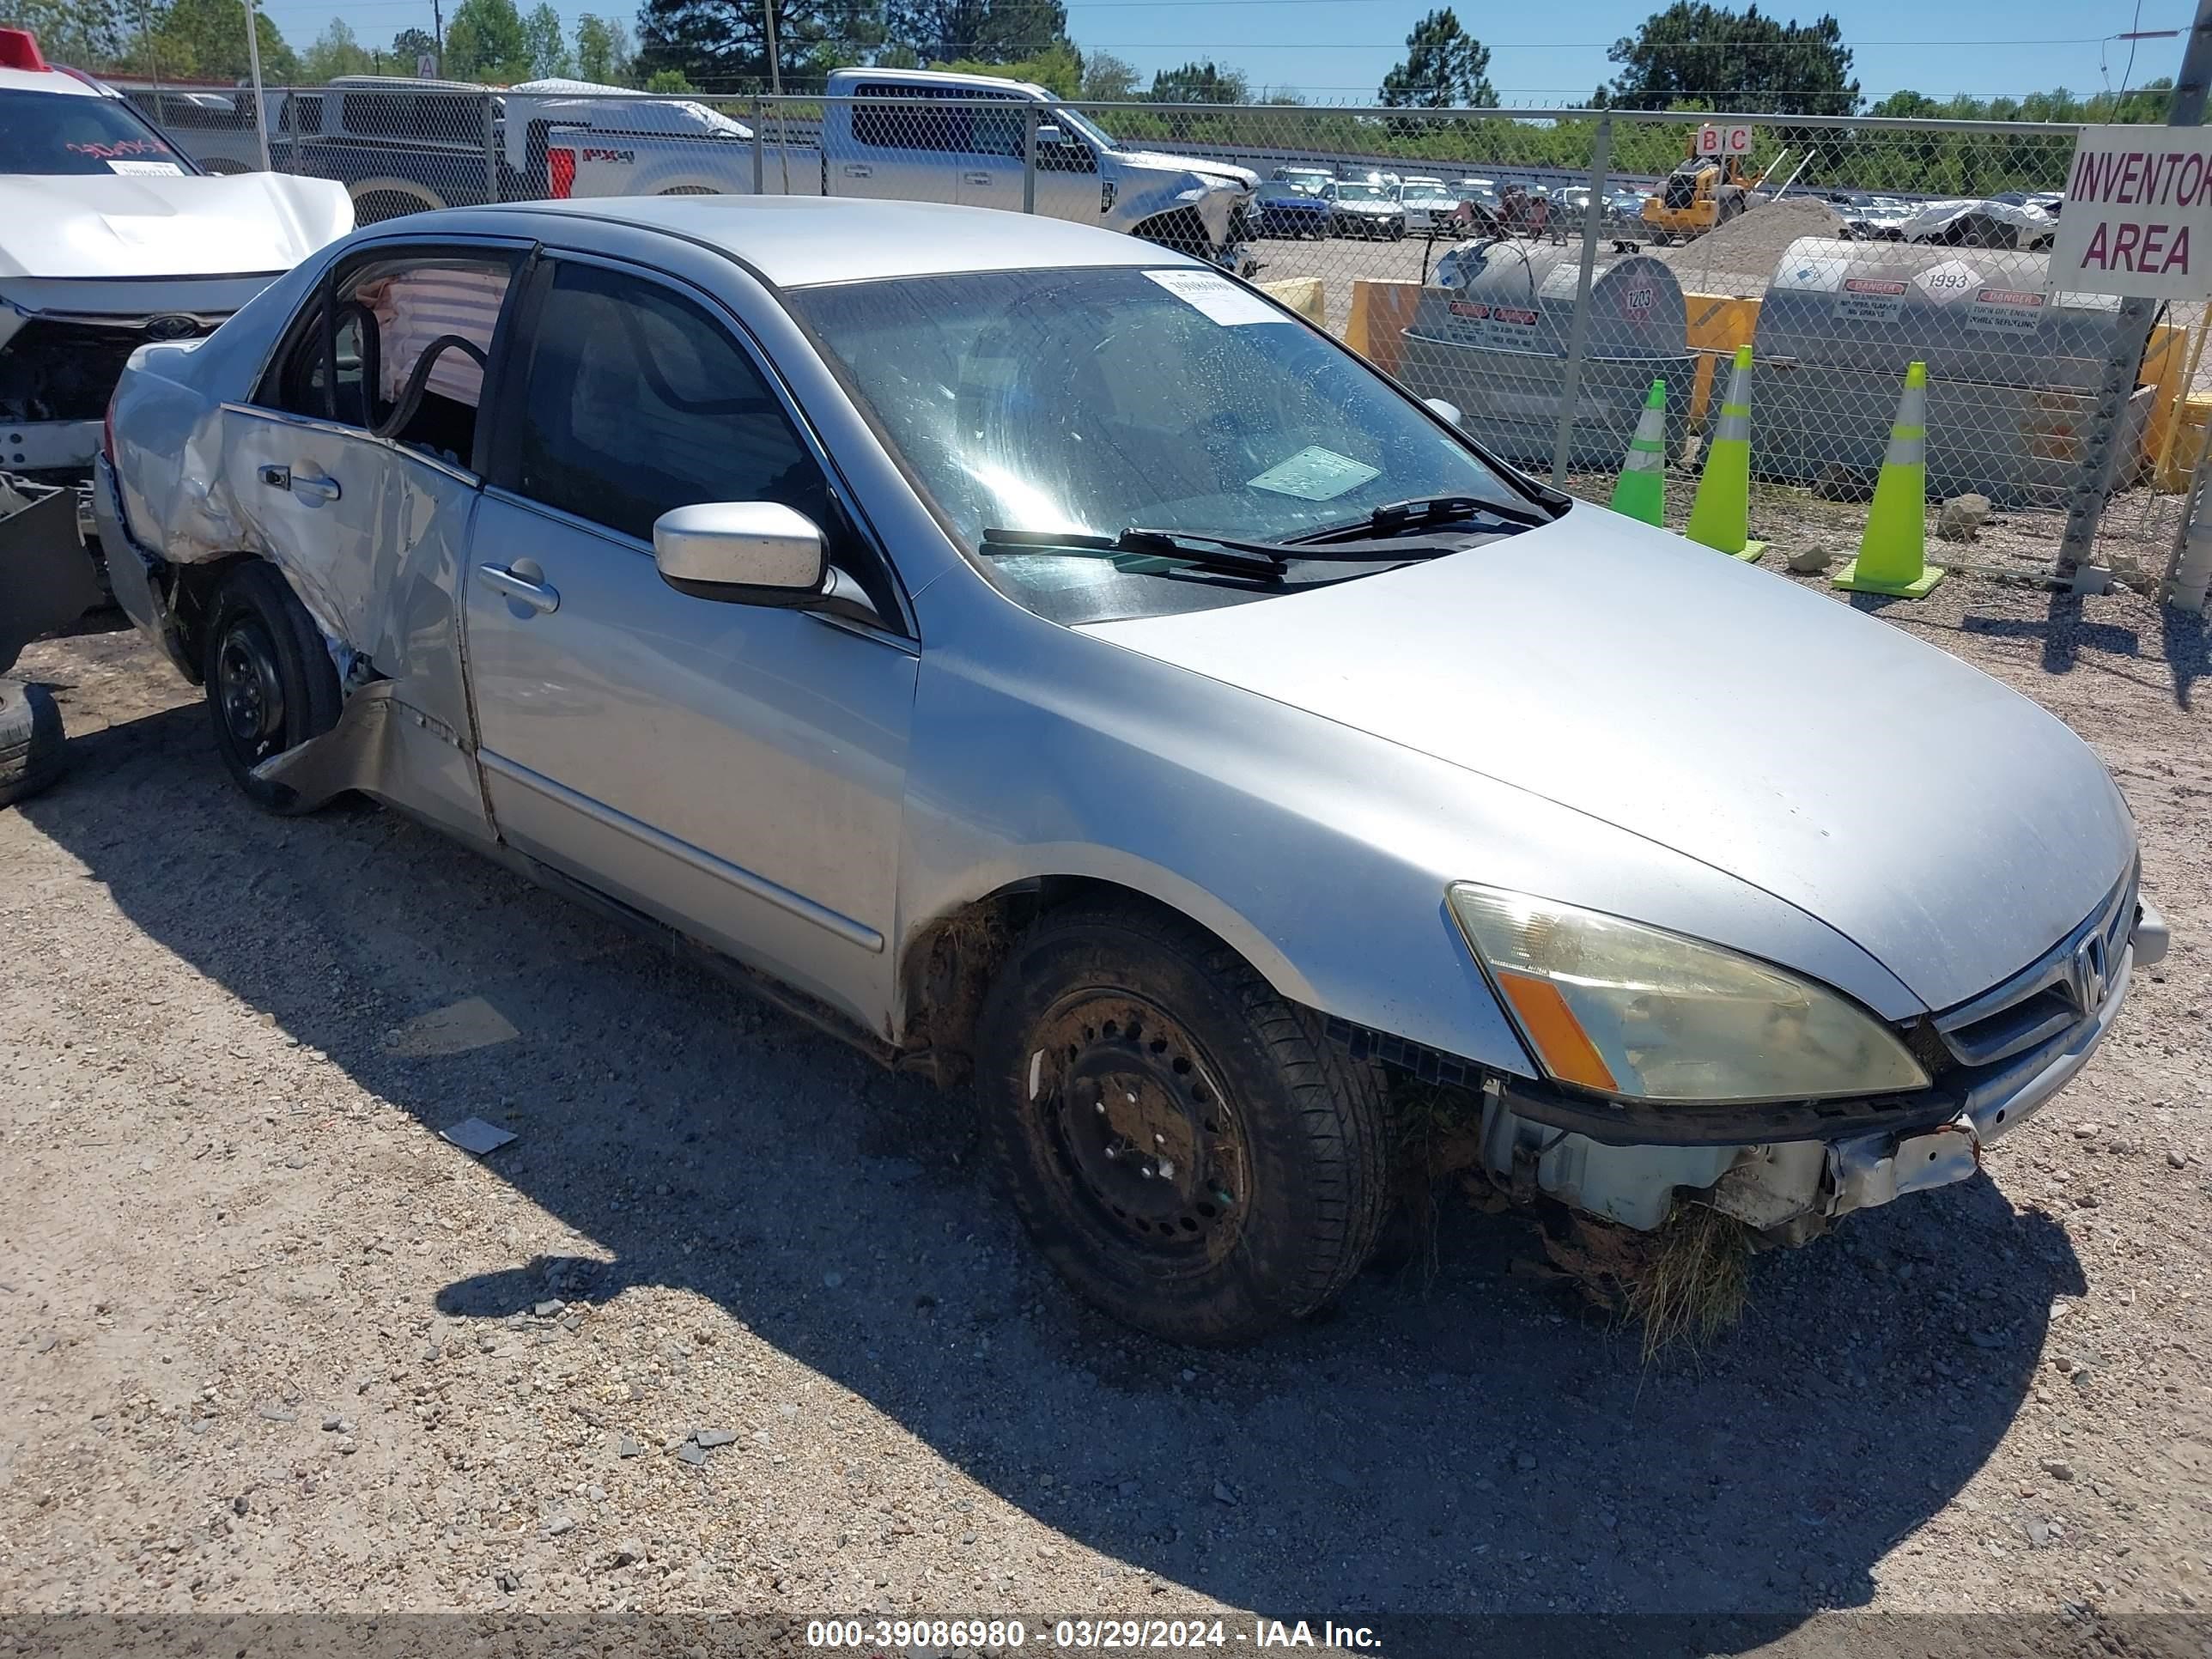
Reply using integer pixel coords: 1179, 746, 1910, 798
1608, 379, 1668, 526
1686, 344, 1765, 561
1834, 362, 1943, 598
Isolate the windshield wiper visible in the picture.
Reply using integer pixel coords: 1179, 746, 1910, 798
1287, 494, 1547, 545
981, 526, 1287, 577
982, 523, 1493, 571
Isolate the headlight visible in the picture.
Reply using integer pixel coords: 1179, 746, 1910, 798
1448, 884, 1929, 1103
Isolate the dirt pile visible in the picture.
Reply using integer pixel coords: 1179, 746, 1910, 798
1652, 193, 1845, 294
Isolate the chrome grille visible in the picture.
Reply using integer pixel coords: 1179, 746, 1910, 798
1933, 866, 2137, 1070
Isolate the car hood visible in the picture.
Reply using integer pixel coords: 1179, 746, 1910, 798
1334, 198, 1401, 213
1084, 507, 2136, 1012
1116, 151, 1258, 192
0, 172, 355, 281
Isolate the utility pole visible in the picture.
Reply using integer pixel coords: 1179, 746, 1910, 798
433, 0, 445, 70
2058, 0, 2212, 587
243, 0, 270, 171
763, 0, 781, 94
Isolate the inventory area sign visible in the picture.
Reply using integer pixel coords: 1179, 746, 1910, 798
2051, 126, 2212, 299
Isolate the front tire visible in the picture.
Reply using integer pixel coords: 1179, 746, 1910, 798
977, 902, 1390, 1346
201, 562, 342, 815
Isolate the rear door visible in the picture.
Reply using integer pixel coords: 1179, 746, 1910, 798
832, 83, 964, 204
220, 240, 523, 718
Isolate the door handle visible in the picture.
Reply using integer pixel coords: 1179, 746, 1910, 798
477, 562, 560, 614
963, 170, 992, 185
289, 471, 342, 503
842, 162, 872, 179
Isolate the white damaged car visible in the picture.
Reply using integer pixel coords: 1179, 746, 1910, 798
0, 29, 352, 489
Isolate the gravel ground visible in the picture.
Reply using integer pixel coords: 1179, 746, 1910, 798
2, 562, 2209, 1651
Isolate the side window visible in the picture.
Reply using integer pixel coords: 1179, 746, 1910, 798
258, 253, 514, 468
509, 263, 836, 548
970, 103, 1025, 160
850, 85, 967, 153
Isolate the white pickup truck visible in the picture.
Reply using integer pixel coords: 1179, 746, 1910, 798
550, 67, 1260, 268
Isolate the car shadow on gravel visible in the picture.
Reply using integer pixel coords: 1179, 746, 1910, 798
26, 702, 2089, 1646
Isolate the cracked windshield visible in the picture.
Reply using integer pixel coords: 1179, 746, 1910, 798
791, 264, 1529, 620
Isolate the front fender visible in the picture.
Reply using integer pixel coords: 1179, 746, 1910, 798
896, 575, 1926, 1079
1107, 168, 1240, 247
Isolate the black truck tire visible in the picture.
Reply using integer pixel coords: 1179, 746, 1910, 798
0, 679, 64, 808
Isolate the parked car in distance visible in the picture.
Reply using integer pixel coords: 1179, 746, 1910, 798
1271, 165, 1334, 194
0, 30, 351, 492
1323, 178, 1407, 239
556, 67, 1261, 270
1255, 178, 1332, 238
1395, 175, 1462, 234
92, 195, 2166, 1346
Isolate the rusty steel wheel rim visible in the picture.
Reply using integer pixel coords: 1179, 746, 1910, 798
1028, 989, 1250, 1271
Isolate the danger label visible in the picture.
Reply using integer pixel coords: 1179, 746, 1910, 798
1836, 277, 1907, 324
1443, 297, 1540, 350
1967, 286, 2048, 335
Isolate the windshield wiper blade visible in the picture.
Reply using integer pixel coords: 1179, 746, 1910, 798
1287, 494, 1546, 544
981, 526, 1286, 577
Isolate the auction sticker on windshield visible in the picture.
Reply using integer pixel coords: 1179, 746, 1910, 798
108, 160, 185, 175
1142, 268, 1285, 326
1248, 447, 1381, 501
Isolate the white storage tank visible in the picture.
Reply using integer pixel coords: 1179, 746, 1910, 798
1396, 243, 1692, 470
1750, 237, 2152, 507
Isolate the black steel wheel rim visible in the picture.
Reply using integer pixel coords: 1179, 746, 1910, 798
216, 616, 287, 763
1029, 989, 1250, 1272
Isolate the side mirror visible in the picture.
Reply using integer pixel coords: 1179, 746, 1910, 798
1035, 123, 1065, 146
653, 501, 825, 604
1424, 398, 1465, 427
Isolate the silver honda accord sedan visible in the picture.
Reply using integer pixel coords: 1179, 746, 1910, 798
95, 196, 2166, 1345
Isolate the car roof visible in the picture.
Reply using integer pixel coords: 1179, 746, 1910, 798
1, 62, 104, 96
828, 65, 1048, 99
474, 195, 1197, 288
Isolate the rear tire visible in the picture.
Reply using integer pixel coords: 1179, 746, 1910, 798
976, 901, 1391, 1346
0, 679, 65, 807
200, 562, 342, 815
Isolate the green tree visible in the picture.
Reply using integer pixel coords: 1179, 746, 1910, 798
644, 64, 692, 91
883, 0, 1062, 64
301, 17, 374, 80
391, 24, 438, 71
8, 0, 131, 69
1607, 2, 1857, 115
635, 0, 856, 88
573, 12, 632, 82
442, 0, 530, 81
146, 0, 297, 80
1078, 48, 1138, 100
1146, 59, 1247, 103
1377, 8, 1494, 108
521, 1, 569, 76
933, 40, 1079, 95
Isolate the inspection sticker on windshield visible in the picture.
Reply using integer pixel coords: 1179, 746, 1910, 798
106, 159, 185, 176
1247, 446, 1380, 501
1142, 268, 1285, 326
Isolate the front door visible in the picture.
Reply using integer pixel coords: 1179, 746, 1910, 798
461, 256, 917, 1030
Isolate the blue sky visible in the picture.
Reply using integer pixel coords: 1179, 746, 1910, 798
252, 0, 2191, 104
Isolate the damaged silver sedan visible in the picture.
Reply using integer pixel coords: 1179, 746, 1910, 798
98, 196, 2167, 1344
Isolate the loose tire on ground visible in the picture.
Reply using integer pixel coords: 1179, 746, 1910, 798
0, 678, 64, 807
201, 562, 343, 815
976, 900, 1391, 1346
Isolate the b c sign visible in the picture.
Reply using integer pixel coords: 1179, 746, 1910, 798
2050, 125, 2212, 300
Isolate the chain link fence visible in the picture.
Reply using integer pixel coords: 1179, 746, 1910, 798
122, 79, 2212, 591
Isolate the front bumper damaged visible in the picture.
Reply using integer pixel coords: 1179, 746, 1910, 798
1436, 895, 2164, 1242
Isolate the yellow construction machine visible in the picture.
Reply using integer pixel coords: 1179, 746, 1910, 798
1641, 143, 1793, 244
